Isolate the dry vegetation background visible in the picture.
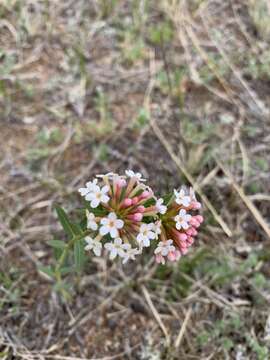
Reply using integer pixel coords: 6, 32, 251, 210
1, 0, 270, 359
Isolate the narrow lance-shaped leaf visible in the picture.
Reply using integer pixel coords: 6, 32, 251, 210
55, 205, 76, 238
47, 240, 66, 249
72, 223, 85, 272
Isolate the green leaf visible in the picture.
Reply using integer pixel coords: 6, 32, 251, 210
70, 222, 85, 272
163, 192, 174, 205
47, 240, 66, 249
55, 205, 76, 238
38, 265, 55, 278
74, 238, 85, 272
143, 197, 156, 207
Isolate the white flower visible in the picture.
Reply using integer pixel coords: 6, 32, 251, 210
78, 179, 98, 196
99, 212, 124, 238
86, 210, 98, 231
154, 239, 175, 256
125, 169, 146, 182
136, 223, 156, 247
122, 247, 140, 264
174, 188, 191, 207
84, 236, 102, 256
85, 185, 110, 208
156, 198, 167, 215
174, 209, 192, 230
104, 237, 130, 260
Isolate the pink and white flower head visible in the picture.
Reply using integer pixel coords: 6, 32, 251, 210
78, 170, 158, 263
79, 172, 203, 264
152, 186, 203, 264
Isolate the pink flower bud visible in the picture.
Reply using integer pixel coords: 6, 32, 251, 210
186, 228, 193, 236
192, 228, 198, 236
168, 251, 177, 262
168, 250, 181, 261
194, 221, 200, 228
189, 217, 200, 227
195, 215, 204, 223
187, 237, 194, 245
180, 242, 188, 250
191, 201, 201, 209
155, 254, 165, 264
132, 197, 139, 205
128, 213, 143, 222
140, 191, 150, 200
116, 178, 127, 188
177, 232, 188, 241
122, 198, 132, 208
136, 205, 145, 213
181, 247, 188, 255
186, 227, 197, 236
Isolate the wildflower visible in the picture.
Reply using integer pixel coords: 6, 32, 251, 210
84, 236, 102, 256
86, 210, 98, 231
153, 187, 203, 264
99, 212, 124, 238
154, 240, 175, 257
174, 209, 192, 230
137, 223, 156, 247
122, 247, 140, 264
78, 172, 202, 265
167, 249, 181, 262
104, 238, 130, 260
155, 198, 167, 215
155, 254, 165, 265
174, 188, 191, 207
85, 185, 110, 208
78, 179, 98, 196
125, 170, 146, 182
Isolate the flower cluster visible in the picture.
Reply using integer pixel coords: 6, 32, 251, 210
78, 171, 203, 265
154, 188, 203, 265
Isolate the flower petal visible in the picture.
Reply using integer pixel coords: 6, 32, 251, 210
108, 212, 117, 220
100, 225, 109, 236
101, 194, 110, 203
110, 227, 119, 238
115, 219, 124, 229
101, 185, 110, 194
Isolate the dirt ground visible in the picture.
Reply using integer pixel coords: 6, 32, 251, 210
1, 1, 270, 359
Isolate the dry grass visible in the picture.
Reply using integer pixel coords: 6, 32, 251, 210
1, 0, 270, 359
